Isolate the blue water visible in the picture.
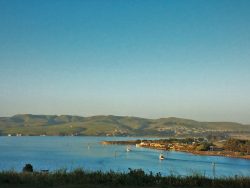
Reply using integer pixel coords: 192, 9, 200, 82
0, 136, 249, 177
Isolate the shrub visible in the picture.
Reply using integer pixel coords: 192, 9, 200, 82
22, 164, 33, 173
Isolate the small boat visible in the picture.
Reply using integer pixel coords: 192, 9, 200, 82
159, 153, 165, 160
126, 146, 131, 152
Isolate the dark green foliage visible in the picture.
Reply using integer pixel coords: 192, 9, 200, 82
196, 142, 213, 151
22, 164, 33, 173
0, 169, 250, 188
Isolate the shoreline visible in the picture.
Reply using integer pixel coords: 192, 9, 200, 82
101, 140, 250, 160
181, 150, 250, 160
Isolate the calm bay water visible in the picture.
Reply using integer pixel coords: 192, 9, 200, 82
0, 136, 249, 177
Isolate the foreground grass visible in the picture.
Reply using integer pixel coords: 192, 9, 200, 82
0, 169, 250, 188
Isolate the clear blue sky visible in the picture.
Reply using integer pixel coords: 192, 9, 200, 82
0, 0, 250, 123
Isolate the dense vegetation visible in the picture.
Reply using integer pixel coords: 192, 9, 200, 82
224, 138, 250, 154
0, 114, 250, 137
0, 168, 250, 188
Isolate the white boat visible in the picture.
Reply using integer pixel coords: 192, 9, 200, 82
159, 153, 165, 160
126, 146, 131, 152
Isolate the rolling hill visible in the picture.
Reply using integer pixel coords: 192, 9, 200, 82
0, 114, 249, 138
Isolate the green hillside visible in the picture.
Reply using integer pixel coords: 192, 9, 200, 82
0, 114, 249, 137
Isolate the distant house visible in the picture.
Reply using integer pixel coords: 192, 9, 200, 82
210, 146, 214, 151
210, 146, 223, 151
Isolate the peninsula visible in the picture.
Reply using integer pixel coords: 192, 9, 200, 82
101, 138, 250, 160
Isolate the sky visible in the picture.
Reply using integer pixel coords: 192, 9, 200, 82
0, 0, 250, 123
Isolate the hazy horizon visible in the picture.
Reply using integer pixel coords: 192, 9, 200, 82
1, 0, 250, 124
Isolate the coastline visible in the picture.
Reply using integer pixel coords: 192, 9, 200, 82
186, 150, 250, 160
101, 140, 250, 160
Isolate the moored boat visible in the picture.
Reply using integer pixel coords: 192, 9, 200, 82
159, 153, 164, 160
126, 146, 131, 152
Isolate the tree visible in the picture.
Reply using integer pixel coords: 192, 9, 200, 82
196, 142, 212, 151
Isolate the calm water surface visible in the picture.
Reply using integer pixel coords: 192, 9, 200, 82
0, 136, 249, 177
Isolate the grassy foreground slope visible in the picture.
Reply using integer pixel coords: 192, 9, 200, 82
1, 169, 250, 188
0, 114, 249, 137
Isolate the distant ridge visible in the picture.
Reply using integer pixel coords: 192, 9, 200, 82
0, 114, 249, 137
